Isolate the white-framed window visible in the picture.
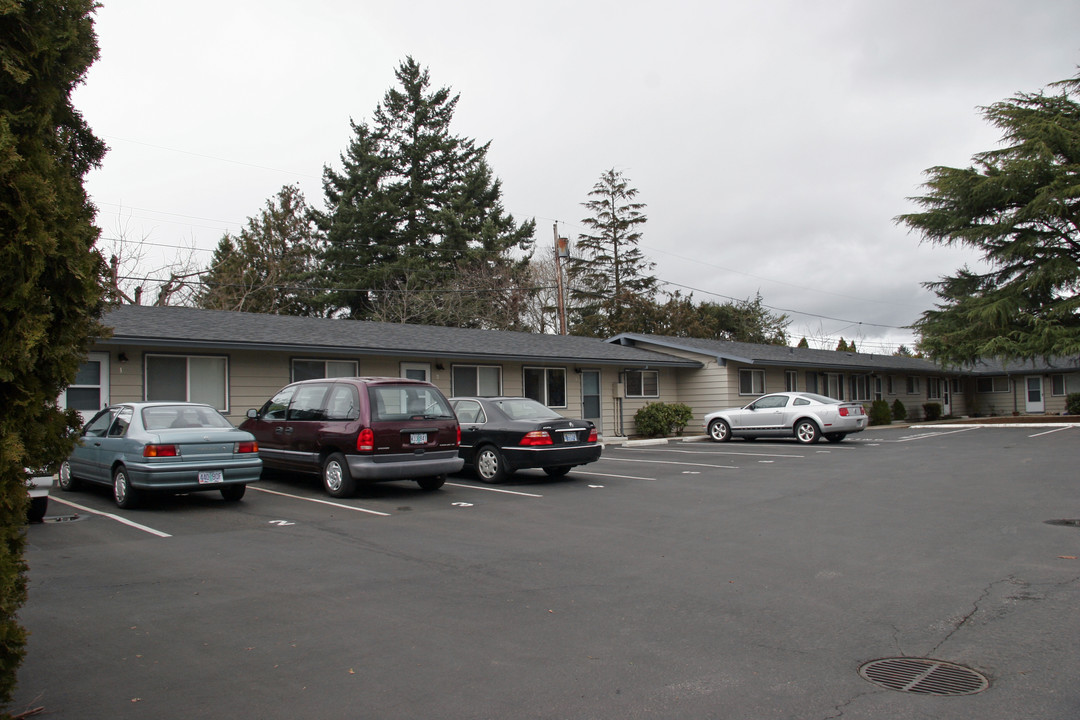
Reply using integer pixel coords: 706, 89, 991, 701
523, 367, 567, 407
785, 370, 798, 392
951, 378, 963, 394
849, 375, 870, 401
927, 377, 943, 400
1051, 374, 1066, 396
400, 362, 431, 382
873, 376, 883, 401
292, 359, 358, 382
906, 376, 921, 395
825, 373, 843, 400
145, 354, 228, 411
975, 376, 1009, 394
452, 365, 502, 397
739, 369, 765, 395
886, 375, 896, 396
625, 370, 659, 398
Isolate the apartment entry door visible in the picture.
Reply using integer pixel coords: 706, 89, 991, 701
1025, 376, 1045, 413
581, 370, 602, 434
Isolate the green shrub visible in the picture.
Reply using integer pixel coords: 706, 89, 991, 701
891, 399, 908, 422
634, 402, 694, 438
923, 402, 942, 421
869, 399, 892, 426
1067, 393, 1080, 415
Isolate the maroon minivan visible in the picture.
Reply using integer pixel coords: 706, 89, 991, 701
242, 377, 463, 497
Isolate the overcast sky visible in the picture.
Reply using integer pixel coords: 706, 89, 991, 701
73, 0, 1080, 352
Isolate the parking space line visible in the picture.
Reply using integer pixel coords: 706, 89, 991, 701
894, 427, 981, 442
252, 487, 391, 516
445, 483, 543, 497
51, 497, 172, 538
602, 457, 739, 470
623, 448, 804, 459
575, 471, 656, 480
1029, 426, 1073, 438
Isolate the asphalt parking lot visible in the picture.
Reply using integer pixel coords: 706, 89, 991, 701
14, 424, 1080, 719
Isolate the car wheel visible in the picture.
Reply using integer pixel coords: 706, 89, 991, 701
220, 484, 246, 501
475, 445, 508, 483
322, 453, 356, 498
794, 419, 821, 444
58, 461, 79, 491
825, 433, 847, 443
28, 497, 47, 523
707, 419, 731, 442
113, 467, 140, 509
417, 475, 446, 491
543, 465, 572, 478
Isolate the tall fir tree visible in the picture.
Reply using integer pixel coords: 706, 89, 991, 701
567, 169, 658, 337
314, 57, 534, 326
0, 0, 106, 702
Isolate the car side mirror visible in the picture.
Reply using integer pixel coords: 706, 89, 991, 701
246, 408, 259, 420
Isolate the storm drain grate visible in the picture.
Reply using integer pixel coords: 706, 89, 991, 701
859, 658, 989, 696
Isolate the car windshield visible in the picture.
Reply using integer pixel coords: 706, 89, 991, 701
369, 385, 455, 421
797, 393, 842, 405
493, 398, 563, 421
142, 405, 235, 430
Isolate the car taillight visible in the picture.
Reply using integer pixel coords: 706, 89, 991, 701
519, 431, 553, 446
456, 424, 461, 448
839, 407, 849, 416
587, 428, 598, 443
235, 441, 259, 454
357, 427, 374, 453
143, 444, 179, 457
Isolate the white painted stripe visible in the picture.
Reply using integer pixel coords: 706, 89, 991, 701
51, 497, 172, 538
444, 482, 543, 497
602, 457, 739, 470
629, 448, 804, 459
575, 471, 655, 480
252, 486, 391, 516
1029, 426, 1072, 438
894, 427, 981, 442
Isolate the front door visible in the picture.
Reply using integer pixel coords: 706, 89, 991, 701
941, 379, 952, 416
581, 370, 602, 434
1025, 376, 1045, 413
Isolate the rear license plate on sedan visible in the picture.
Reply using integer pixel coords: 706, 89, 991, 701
410, 433, 428, 445
564, 432, 578, 442
198, 470, 224, 484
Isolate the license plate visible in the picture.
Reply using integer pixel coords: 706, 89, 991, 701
199, 470, 224, 484
564, 432, 578, 442
410, 433, 428, 445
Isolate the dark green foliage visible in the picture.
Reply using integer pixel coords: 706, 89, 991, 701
835, 338, 849, 351
197, 185, 319, 315
869, 399, 892, 425
1065, 392, 1080, 415
891, 399, 908, 421
0, 0, 105, 704
634, 402, 694, 438
922, 402, 943, 421
898, 71, 1080, 365
797, 337, 810, 348
315, 57, 534, 328
567, 169, 657, 336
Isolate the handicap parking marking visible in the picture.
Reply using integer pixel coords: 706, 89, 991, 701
445, 482, 543, 498
50, 496, 172, 538
251, 486, 391, 516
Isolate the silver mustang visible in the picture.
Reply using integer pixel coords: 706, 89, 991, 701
703, 392, 868, 444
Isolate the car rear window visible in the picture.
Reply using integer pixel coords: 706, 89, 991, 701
369, 385, 454, 422
492, 398, 563, 421
143, 405, 234, 430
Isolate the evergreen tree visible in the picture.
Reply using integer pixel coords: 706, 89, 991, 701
567, 168, 657, 336
835, 338, 849, 352
197, 185, 318, 315
315, 57, 534, 326
899, 70, 1080, 365
797, 337, 810, 348
0, 0, 106, 702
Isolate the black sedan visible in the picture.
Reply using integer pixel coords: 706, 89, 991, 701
449, 397, 602, 483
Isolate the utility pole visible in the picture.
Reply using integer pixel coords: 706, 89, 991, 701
553, 223, 568, 335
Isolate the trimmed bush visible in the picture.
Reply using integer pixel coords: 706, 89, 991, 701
923, 402, 943, 421
869, 399, 892, 426
1067, 393, 1080, 415
634, 402, 694, 438
891, 399, 908, 422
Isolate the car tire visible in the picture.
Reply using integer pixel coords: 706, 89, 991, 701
543, 465, 572, 478
825, 433, 847, 443
475, 445, 508, 483
220, 484, 246, 501
417, 475, 446, 491
113, 467, 140, 509
28, 497, 47, 523
322, 453, 356, 498
707, 419, 731, 442
794, 419, 821, 444
58, 460, 79, 491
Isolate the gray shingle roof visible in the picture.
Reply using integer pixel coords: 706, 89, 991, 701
101, 305, 700, 368
608, 333, 948, 373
